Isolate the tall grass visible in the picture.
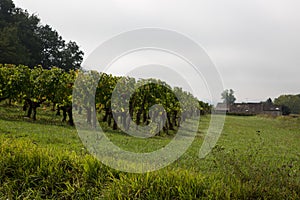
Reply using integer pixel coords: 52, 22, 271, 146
0, 136, 299, 199
0, 138, 112, 199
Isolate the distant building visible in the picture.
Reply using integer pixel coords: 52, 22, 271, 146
214, 103, 229, 113
215, 102, 282, 116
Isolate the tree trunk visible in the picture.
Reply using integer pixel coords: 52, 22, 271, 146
107, 112, 112, 127
27, 105, 33, 118
67, 107, 74, 126
143, 110, 148, 124
56, 105, 61, 116
103, 107, 110, 122
92, 107, 97, 128
125, 114, 131, 131
32, 107, 37, 120
113, 119, 118, 130
62, 107, 67, 122
52, 102, 56, 111
86, 107, 91, 124
167, 113, 174, 130
136, 110, 141, 126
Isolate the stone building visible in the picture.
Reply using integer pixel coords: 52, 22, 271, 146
215, 102, 282, 116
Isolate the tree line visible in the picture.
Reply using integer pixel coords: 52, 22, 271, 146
0, 0, 83, 71
274, 95, 300, 115
74, 71, 212, 135
0, 64, 212, 135
0, 64, 75, 122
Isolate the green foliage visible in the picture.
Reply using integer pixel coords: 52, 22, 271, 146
0, 0, 83, 70
0, 26, 30, 64
0, 64, 30, 102
198, 100, 212, 115
0, 64, 205, 132
74, 72, 201, 132
61, 41, 84, 71
0, 64, 77, 122
274, 94, 300, 114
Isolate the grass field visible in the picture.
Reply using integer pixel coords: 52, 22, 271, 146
0, 105, 299, 199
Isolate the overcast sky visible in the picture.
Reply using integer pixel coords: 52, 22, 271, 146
14, 0, 300, 103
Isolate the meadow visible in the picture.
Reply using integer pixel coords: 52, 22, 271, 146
0, 104, 299, 199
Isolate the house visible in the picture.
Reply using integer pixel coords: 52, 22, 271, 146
214, 103, 229, 114
215, 102, 282, 116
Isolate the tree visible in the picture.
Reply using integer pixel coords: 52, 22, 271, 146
0, 64, 31, 104
0, 0, 84, 70
60, 41, 83, 71
0, 26, 30, 65
266, 98, 273, 104
38, 25, 64, 69
0, 0, 15, 24
198, 100, 212, 115
0, 64, 202, 130
15, 11, 42, 67
221, 89, 236, 104
22, 66, 48, 120
0, 0, 42, 66
274, 95, 300, 114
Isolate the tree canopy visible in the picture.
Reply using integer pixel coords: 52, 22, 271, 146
274, 94, 300, 114
0, 0, 83, 71
221, 89, 236, 104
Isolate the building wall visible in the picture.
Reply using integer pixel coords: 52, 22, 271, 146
228, 103, 282, 116
229, 103, 263, 115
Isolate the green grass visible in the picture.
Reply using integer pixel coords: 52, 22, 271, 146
0, 105, 299, 199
